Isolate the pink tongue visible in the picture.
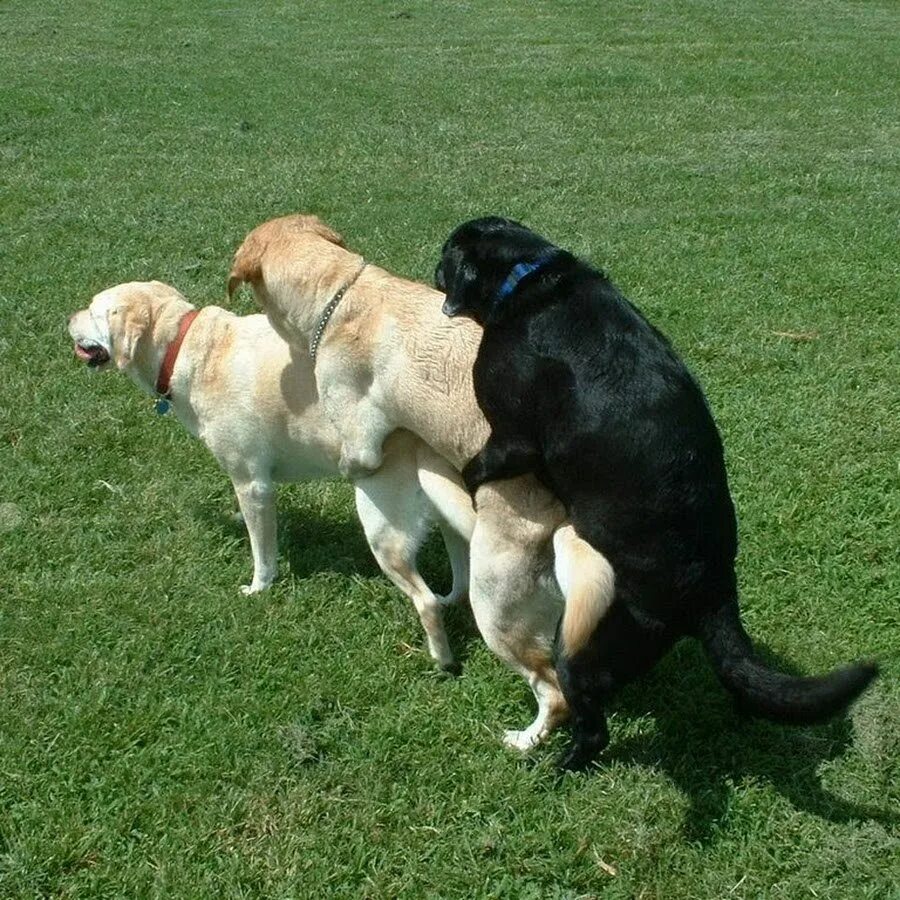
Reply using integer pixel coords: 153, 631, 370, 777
74, 344, 93, 361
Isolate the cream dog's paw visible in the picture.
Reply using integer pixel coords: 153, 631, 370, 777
240, 580, 271, 596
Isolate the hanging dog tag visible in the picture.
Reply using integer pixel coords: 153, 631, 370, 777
155, 398, 171, 415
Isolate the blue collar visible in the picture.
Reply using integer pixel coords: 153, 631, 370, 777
496, 249, 558, 301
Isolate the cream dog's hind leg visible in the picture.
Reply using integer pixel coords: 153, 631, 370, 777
435, 524, 470, 607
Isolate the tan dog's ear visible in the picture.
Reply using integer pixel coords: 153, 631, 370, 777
226, 272, 244, 300
110, 296, 150, 369
227, 232, 265, 299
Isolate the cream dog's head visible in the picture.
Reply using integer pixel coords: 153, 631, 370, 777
68, 281, 194, 393
227, 214, 356, 348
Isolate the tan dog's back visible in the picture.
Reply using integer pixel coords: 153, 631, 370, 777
331, 268, 490, 470
229, 215, 488, 471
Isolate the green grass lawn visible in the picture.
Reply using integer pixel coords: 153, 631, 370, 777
1, 0, 898, 895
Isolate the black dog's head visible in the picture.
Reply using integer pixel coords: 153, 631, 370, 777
435, 216, 559, 325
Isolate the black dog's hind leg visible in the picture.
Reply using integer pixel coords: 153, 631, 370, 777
556, 603, 675, 771
556, 680, 611, 772
462, 432, 541, 496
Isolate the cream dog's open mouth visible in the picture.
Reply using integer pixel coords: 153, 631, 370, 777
74, 342, 111, 367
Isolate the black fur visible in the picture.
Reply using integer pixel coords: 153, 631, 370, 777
436, 216, 877, 770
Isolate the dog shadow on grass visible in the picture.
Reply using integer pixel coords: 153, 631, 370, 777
209, 498, 484, 661
602, 640, 896, 843
278, 505, 381, 581
199, 487, 381, 579
203, 497, 893, 841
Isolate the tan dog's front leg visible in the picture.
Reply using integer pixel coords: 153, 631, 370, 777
337, 408, 389, 478
317, 363, 392, 478
233, 478, 277, 595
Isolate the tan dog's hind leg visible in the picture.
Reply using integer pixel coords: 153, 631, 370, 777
469, 477, 569, 751
353, 433, 456, 671
233, 478, 278, 594
436, 524, 470, 607
505, 661, 569, 752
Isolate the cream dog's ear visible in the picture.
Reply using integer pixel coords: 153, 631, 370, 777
110, 296, 150, 369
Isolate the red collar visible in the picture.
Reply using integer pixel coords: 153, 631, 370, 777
155, 310, 200, 397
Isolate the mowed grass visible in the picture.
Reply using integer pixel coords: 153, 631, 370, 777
1, 0, 898, 895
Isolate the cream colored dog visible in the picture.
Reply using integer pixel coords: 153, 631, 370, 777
228, 216, 615, 752
67, 281, 475, 671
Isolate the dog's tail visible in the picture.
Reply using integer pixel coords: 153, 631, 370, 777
553, 526, 616, 656
698, 599, 878, 724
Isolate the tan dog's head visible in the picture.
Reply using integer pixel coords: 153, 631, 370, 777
68, 281, 193, 390
227, 214, 353, 347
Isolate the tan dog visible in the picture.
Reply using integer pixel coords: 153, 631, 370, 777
67, 281, 475, 671
228, 216, 614, 751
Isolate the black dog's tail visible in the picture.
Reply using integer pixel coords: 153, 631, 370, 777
697, 599, 878, 724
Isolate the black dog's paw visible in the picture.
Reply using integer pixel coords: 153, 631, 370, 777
556, 745, 596, 773
556, 732, 608, 772
463, 439, 539, 496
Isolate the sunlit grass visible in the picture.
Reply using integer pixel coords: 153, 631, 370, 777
1, 0, 897, 896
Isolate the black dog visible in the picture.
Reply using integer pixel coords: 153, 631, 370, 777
436, 216, 877, 770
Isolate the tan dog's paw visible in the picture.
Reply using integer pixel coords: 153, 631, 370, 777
503, 728, 542, 753
338, 446, 382, 478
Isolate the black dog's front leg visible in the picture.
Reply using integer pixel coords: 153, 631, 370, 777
462, 433, 541, 496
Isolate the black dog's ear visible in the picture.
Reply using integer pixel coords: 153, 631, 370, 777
442, 257, 481, 318
433, 260, 446, 292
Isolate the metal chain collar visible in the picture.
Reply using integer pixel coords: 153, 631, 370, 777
308, 260, 368, 361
